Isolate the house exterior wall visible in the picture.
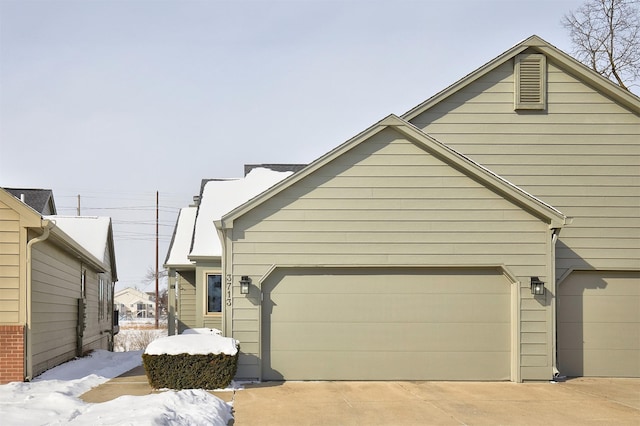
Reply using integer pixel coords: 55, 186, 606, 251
0, 199, 23, 325
227, 128, 554, 380
0, 198, 31, 383
176, 270, 196, 334
1, 191, 117, 383
407, 57, 640, 277
0, 325, 24, 383
31, 240, 111, 377
195, 260, 223, 331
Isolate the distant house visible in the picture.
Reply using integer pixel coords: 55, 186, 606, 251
0, 188, 118, 384
166, 35, 639, 382
114, 287, 155, 319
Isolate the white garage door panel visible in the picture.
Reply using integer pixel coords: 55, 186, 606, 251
558, 271, 640, 378
262, 268, 511, 381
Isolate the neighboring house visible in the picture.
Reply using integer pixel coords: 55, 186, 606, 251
114, 287, 155, 319
164, 165, 304, 335
167, 35, 640, 383
0, 188, 118, 384
3, 188, 57, 215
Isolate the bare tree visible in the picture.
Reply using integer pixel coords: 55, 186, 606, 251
562, 0, 640, 91
143, 265, 168, 284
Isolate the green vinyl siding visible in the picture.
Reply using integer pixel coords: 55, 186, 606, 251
230, 127, 552, 381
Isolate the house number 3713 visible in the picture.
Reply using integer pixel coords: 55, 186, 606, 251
226, 274, 232, 306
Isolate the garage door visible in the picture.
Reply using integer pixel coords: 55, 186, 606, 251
261, 267, 511, 381
558, 271, 639, 377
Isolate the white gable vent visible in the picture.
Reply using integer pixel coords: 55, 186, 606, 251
514, 53, 546, 110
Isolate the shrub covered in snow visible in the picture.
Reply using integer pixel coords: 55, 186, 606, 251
142, 332, 239, 390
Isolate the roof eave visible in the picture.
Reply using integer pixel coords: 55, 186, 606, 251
220, 119, 392, 228
388, 117, 567, 227
220, 113, 565, 230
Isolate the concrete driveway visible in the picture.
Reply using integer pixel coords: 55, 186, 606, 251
231, 378, 640, 425
81, 368, 639, 425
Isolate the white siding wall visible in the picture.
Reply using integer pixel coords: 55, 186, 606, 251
230, 128, 552, 380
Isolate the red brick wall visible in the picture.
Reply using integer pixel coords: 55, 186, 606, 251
0, 325, 25, 384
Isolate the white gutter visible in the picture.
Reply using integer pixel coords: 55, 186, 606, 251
25, 219, 54, 381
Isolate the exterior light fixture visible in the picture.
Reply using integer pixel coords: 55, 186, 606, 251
530, 277, 545, 296
240, 276, 251, 295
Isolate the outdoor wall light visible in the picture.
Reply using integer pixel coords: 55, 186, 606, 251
240, 276, 251, 295
530, 277, 545, 296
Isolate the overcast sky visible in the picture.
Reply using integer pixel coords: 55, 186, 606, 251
1, 0, 586, 291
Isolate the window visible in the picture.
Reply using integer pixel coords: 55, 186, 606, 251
514, 53, 546, 110
207, 274, 222, 313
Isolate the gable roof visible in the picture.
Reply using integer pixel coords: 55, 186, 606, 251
189, 167, 295, 260
46, 215, 118, 280
402, 35, 640, 120
2, 188, 57, 215
164, 206, 197, 268
0, 189, 115, 276
218, 114, 566, 230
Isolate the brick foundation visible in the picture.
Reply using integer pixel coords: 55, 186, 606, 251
0, 325, 25, 384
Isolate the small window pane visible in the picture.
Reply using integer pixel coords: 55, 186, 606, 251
207, 274, 222, 313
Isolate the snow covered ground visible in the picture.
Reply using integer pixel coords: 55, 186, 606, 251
0, 350, 233, 425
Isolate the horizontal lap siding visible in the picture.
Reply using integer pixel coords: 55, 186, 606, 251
409, 60, 640, 273
231, 127, 550, 379
177, 271, 196, 333
31, 244, 82, 376
408, 59, 639, 378
31, 242, 110, 376
0, 202, 21, 324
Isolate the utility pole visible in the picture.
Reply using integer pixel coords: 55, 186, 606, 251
77, 195, 81, 216
155, 190, 159, 329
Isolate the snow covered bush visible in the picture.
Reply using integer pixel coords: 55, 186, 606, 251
142, 331, 239, 390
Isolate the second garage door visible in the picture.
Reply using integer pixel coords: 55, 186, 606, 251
558, 270, 640, 377
261, 267, 512, 381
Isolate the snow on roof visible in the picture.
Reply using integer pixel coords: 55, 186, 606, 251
189, 167, 293, 258
165, 206, 197, 266
45, 215, 111, 262
144, 334, 239, 356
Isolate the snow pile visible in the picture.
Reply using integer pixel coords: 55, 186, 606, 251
182, 327, 222, 335
145, 333, 239, 356
0, 350, 233, 425
70, 390, 232, 425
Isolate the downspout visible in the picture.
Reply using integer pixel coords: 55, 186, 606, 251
550, 227, 560, 379
25, 220, 54, 381
214, 220, 228, 336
